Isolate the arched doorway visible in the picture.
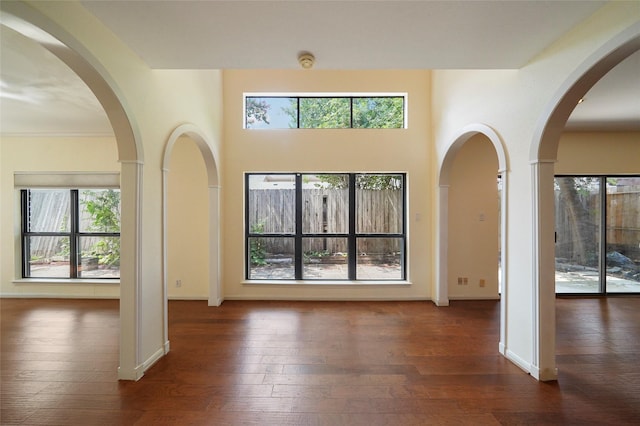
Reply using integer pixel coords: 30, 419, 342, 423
1, 4, 144, 380
437, 123, 508, 352
162, 124, 221, 351
529, 23, 640, 381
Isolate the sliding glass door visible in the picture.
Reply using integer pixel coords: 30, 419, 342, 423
555, 176, 640, 295
605, 177, 640, 293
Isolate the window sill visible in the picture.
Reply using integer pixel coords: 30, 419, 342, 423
242, 280, 411, 286
13, 278, 120, 285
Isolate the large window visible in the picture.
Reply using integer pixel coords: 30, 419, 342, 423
245, 95, 406, 129
555, 176, 640, 294
21, 189, 121, 279
246, 173, 406, 281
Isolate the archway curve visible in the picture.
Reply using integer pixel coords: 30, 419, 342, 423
528, 22, 640, 381
162, 124, 221, 352
436, 123, 508, 354
0, 4, 143, 163
1, 3, 145, 380
531, 22, 640, 163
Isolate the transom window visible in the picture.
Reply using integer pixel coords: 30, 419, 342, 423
245, 94, 406, 129
21, 189, 121, 279
245, 173, 406, 281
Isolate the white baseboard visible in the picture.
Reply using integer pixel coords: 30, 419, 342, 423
505, 349, 531, 375
223, 295, 431, 302
143, 347, 165, 372
118, 363, 144, 381
448, 296, 501, 300
531, 364, 559, 382
0, 292, 118, 299
499, 341, 506, 356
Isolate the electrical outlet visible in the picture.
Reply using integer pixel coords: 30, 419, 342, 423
463, 277, 468, 285
176, 279, 182, 287
480, 279, 485, 287
458, 277, 463, 285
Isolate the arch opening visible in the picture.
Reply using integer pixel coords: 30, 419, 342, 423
437, 123, 508, 354
162, 123, 221, 353
529, 23, 640, 381
1, 4, 144, 380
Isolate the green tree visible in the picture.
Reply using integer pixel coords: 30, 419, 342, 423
245, 98, 271, 128
82, 190, 121, 267
287, 98, 351, 128
353, 97, 404, 128
314, 174, 402, 190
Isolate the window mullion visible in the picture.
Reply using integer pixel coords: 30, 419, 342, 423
348, 174, 357, 280
21, 190, 30, 278
599, 176, 607, 294
70, 190, 79, 278
295, 174, 303, 280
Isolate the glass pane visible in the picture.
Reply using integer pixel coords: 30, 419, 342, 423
299, 98, 350, 128
79, 189, 121, 233
356, 238, 403, 280
247, 174, 295, 234
78, 236, 120, 278
605, 177, 640, 293
555, 177, 601, 293
302, 237, 348, 280
353, 97, 404, 128
302, 174, 349, 234
27, 189, 70, 233
26, 236, 70, 278
245, 97, 297, 129
356, 174, 403, 234
248, 237, 294, 279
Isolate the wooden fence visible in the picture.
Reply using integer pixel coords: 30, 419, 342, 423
248, 188, 403, 255
555, 189, 640, 263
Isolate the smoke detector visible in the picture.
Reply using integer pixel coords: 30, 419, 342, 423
298, 52, 315, 69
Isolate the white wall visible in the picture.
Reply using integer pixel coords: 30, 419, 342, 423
432, 2, 640, 379
556, 131, 640, 174
167, 136, 210, 299
222, 69, 433, 300
448, 135, 500, 299
0, 136, 120, 298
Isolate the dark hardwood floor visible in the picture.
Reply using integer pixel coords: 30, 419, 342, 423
1, 297, 639, 425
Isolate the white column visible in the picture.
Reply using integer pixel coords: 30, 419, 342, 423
118, 160, 145, 380
499, 170, 508, 356
208, 185, 222, 306
530, 160, 558, 381
435, 185, 450, 306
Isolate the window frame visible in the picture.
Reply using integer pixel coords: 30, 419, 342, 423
244, 93, 407, 129
554, 174, 640, 296
21, 188, 121, 280
245, 172, 407, 282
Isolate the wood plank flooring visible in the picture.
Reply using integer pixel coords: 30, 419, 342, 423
1, 297, 639, 425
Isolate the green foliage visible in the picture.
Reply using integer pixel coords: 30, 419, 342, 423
82, 190, 121, 267
303, 249, 329, 262
353, 97, 404, 128
247, 96, 404, 129
314, 174, 402, 190
294, 98, 351, 128
249, 222, 267, 266
246, 98, 271, 128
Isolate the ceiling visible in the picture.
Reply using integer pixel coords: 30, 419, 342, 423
0, 0, 638, 136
